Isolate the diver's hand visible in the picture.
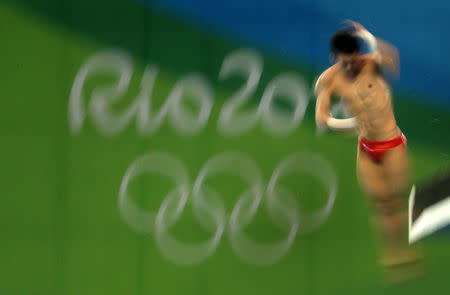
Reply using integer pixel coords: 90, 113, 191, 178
342, 20, 366, 33
343, 20, 377, 52
315, 115, 329, 133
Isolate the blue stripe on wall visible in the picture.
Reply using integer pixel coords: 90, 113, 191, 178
136, 0, 449, 105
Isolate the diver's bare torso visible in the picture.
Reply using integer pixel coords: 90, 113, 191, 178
322, 55, 400, 141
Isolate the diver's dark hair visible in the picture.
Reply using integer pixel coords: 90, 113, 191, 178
330, 30, 360, 55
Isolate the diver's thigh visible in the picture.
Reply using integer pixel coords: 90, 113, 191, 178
382, 145, 410, 196
357, 147, 387, 198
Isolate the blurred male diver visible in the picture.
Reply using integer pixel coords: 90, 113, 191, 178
314, 21, 422, 282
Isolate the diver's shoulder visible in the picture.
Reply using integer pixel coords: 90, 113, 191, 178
320, 64, 341, 80
314, 65, 338, 95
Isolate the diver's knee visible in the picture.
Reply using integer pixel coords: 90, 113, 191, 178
372, 195, 404, 215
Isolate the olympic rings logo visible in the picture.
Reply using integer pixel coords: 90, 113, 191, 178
119, 151, 337, 266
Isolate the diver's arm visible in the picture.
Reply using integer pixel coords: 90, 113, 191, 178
356, 29, 400, 77
347, 20, 400, 77
315, 86, 332, 131
315, 73, 358, 132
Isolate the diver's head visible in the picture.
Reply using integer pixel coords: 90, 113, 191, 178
330, 30, 361, 74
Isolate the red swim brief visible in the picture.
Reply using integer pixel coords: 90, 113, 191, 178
358, 133, 407, 163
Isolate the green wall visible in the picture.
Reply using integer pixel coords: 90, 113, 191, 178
0, 1, 449, 294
